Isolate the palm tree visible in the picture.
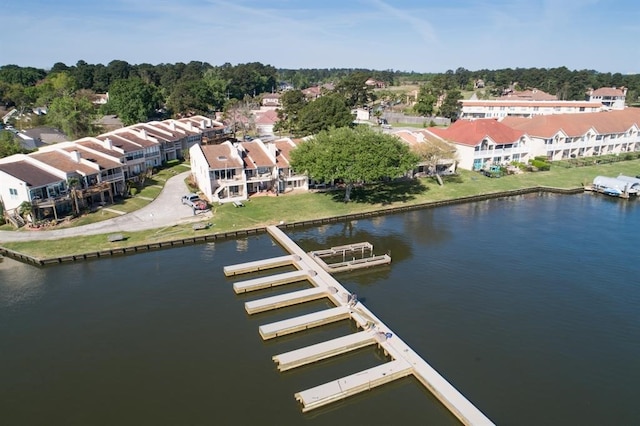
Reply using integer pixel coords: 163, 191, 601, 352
67, 177, 81, 215
18, 201, 33, 223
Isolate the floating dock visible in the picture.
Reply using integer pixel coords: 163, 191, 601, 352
224, 225, 494, 425
259, 305, 351, 340
244, 287, 328, 315
223, 254, 300, 276
273, 330, 375, 371
233, 270, 310, 293
295, 358, 414, 413
309, 242, 391, 273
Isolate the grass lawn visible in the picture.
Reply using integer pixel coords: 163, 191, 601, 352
2, 159, 639, 259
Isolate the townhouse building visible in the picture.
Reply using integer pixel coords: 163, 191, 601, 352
459, 100, 603, 120
188, 137, 308, 204
502, 108, 640, 161
0, 115, 229, 222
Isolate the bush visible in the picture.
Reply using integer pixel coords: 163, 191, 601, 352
530, 159, 551, 171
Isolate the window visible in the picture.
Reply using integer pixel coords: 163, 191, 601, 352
9, 188, 18, 198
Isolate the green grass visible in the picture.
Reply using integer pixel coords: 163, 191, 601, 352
2, 159, 639, 259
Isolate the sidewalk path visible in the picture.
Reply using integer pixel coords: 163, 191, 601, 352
0, 171, 210, 243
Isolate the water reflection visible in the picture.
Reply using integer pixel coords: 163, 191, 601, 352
0, 256, 47, 308
401, 209, 451, 247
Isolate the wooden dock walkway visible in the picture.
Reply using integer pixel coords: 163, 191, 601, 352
273, 330, 375, 371
233, 270, 309, 293
244, 287, 328, 314
259, 306, 351, 340
223, 254, 299, 276
295, 359, 414, 413
224, 225, 494, 425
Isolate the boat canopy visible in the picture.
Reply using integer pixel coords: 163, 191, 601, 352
616, 174, 640, 189
593, 176, 631, 193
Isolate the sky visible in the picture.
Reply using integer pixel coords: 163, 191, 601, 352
3, 0, 639, 74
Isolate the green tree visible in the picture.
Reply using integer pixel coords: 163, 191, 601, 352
296, 94, 353, 136
107, 78, 161, 125
274, 89, 306, 135
0, 130, 24, 158
290, 126, 419, 201
35, 72, 78, 106
439, 89, 463, 119
46, 94, 98, 138
166, 79, 213, 116
413, 84, 437, 116
335, 71, 375, 108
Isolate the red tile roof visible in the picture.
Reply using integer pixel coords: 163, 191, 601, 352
428, 119, 525, 146
503, 108, 640, 138
499, 89, 557, 101
590, 87, 626, 97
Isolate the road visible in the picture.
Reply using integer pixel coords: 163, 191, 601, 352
0, 171, 212, 243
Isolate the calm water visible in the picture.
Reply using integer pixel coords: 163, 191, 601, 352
1, 193, 638, 425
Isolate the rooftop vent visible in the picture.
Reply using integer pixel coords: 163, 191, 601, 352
217, 155, 228, 161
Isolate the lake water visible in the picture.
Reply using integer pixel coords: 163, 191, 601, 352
1, 193, 638, 425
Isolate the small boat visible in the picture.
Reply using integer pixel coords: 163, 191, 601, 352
603, 188, 621, 196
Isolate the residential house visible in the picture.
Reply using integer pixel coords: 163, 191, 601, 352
189, 141, 246, 204
17, 126, 69, 147
499, 88, 557, 101
261, 93, 281, 108
392, 130, 457, 176
586, 87, 626, 110
365, 78, 386, 89
427, 119, 530, 170
254, 109, 279, 137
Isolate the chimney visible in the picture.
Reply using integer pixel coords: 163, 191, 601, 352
104, 138, 113, 149
140, 128, 147, 139
416, 132, 425, 142
70, 150, 81, 163
200, 119, 206, 130
170, 121, 176, 130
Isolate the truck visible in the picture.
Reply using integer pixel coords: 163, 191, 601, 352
181, 193, 208, 212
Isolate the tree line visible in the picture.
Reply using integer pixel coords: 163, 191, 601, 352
1, 61, 639, 141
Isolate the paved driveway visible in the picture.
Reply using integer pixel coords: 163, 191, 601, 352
0, 171, 211, 243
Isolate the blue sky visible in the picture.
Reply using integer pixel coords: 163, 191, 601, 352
3, 0, 639, 73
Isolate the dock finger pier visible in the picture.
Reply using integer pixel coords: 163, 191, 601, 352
223, 225, 494, 425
